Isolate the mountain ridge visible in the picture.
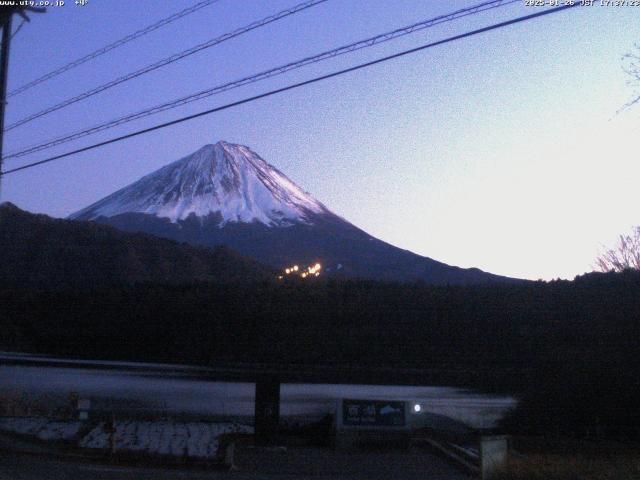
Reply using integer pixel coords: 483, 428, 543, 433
0, 202, 274, 289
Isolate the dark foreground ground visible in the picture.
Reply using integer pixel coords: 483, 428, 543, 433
0, 447, 471, 480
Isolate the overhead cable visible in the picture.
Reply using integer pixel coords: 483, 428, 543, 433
5, 0, 517, 159
8, 0, 222, 97
0, 4, 579, 177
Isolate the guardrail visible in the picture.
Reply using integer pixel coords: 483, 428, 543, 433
415, 433, 509, 479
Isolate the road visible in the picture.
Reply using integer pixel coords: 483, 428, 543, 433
0, 448, 472, 480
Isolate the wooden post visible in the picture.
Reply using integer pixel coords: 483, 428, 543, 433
224, 441, 236, 469
254, 376, 280, 446
106, 413, 117, 457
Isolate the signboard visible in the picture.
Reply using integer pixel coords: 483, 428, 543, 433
341, 399, 406, 428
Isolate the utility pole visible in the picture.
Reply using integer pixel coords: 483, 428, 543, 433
0, 6, 45, 198
0, 14, 12, 197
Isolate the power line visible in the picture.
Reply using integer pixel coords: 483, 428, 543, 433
4, 0, 328, 132
10, 19, 26, 39
7, 0, 221, 98
5, 0, 518, 160
0, 3, 579, 178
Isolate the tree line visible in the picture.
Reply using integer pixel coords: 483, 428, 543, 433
1, 270, 639, 438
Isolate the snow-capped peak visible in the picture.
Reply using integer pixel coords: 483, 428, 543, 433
69, 141, 330, 226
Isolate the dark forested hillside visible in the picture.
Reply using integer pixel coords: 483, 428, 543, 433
3, 271, 638, 369
0, 202, 274, 288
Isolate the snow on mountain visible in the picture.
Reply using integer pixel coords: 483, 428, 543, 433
70, 141, 329, 226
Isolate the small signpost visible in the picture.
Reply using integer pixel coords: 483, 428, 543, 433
77, 398, 91, 420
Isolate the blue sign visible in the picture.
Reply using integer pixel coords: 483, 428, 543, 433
342, 399, 406, 427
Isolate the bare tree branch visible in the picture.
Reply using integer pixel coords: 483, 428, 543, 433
596, 226, 640, 272
619, 43, 640, 113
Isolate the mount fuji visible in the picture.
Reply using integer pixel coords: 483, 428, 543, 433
70, 141, 513, 285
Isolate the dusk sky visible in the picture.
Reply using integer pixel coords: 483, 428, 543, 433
2, 0, 639, 281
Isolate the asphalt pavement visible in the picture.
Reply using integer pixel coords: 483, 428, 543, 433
0, 446, 472, 480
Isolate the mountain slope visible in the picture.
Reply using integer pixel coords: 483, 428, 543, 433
71, 141, 516, 285
0, 202, 274, 289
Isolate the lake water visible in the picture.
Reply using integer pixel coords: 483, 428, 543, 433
0, 352, 516, 430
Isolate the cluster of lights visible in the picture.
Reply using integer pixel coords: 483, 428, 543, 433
302, 263, 322, 278
277, 263, 322, 280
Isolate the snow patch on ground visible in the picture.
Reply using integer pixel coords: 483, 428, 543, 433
0, 417, 83, 441
79, 420, 253, 458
